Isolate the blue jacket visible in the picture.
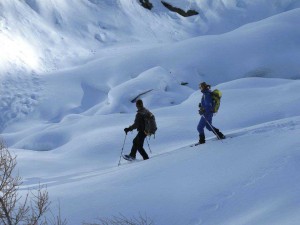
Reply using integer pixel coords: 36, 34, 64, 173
200, 89, 213, 116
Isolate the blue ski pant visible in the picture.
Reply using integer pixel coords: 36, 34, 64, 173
197, 114, 214, 135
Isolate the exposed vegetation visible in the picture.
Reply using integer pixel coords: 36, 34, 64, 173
161, 1, 199, 17
139, 0, 153, 10
0, 139, 67, 225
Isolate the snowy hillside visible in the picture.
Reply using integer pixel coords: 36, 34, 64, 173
1, 0, 300, 224
1, 0, 300, 74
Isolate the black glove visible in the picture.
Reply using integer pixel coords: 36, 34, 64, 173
199, 107, 205, 115
198, 102, 202, 108
124, 127, 130, 134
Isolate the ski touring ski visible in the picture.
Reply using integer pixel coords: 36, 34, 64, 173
190, 142, 202, 147
122, 154, 136, 161
190, 135, 232, 147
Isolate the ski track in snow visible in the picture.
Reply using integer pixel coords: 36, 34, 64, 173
195, 154, 292, 215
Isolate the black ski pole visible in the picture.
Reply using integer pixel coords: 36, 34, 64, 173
146, 137, 152, 154
118, 134, 127, 166
202, 115, 222, 141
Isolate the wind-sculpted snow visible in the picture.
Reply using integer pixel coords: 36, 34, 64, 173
99, 67, 193, 114
1, 9, 300, 130
1, 0, 300, 74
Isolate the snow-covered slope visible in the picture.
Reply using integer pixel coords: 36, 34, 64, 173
14, 77, 300, 224
1, 0, 300, 74
1, 0, 300, 224
1, 8, 300, 131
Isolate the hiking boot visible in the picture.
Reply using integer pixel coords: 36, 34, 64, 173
218, 133, 226, 139
199, 134, 205, 144
216, 131, 226, 139
213, 127, 226, 140
142, 154, 149, 160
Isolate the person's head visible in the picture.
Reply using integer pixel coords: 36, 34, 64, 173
136, 99, 144, 109
199, 82, 210, 91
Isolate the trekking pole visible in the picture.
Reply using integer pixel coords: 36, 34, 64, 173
202, 115, 222, 141
146, 137, 152, 154
118, 134, 127, 166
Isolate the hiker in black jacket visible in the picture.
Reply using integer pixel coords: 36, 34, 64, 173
124, 99, 149, 160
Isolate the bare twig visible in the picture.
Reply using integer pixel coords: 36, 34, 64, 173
0, 138, 67, 225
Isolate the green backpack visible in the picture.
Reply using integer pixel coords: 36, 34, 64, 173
211, 89, 222, 113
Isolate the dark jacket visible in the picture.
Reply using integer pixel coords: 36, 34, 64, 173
129, 107, 148, 132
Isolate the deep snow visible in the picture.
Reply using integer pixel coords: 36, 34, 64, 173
1, 0, 300, 224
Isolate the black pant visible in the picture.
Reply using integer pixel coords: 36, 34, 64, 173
129, 131, 149, 160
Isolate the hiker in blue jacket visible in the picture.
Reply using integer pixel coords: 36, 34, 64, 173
197, 82, 225, 144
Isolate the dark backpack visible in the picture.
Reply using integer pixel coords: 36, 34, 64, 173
211, 89, 222, 113
142, 109, 157, 136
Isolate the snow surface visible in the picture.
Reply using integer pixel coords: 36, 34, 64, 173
1, 0, 300, 224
